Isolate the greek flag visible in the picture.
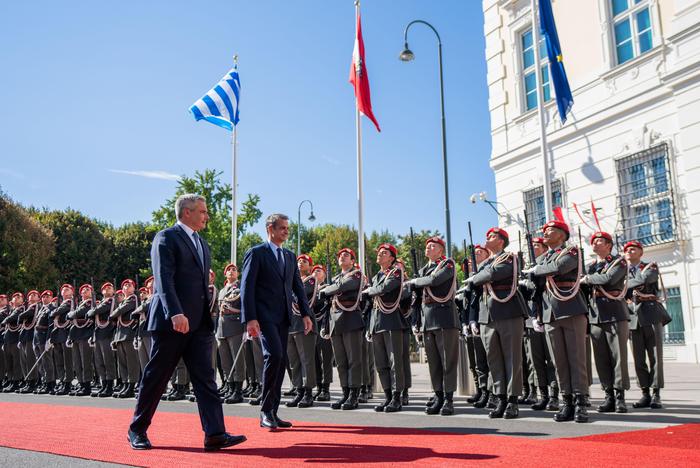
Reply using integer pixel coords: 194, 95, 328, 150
189, 66, 240, 131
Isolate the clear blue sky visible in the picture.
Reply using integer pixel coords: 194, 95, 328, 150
0, 0, 497, 243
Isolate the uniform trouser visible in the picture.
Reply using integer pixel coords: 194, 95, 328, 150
590, 320, 630, 391
525, 328, 558, 389
481, 318, 523, 398
94, 339, 116, 380
3, 343, 22, 380
170, 358, 190, 385
33, 336, 55, 382
373, 330, 405, 392
315, 335, 334, 386
115, 341, 140, 383
71, 340, 94, 383
631, 323, 664, 389
287, 332, 317, 389
246, 337, 264, 383
586, 335, 593, 386
331, 329, 363, 388
20, 341, 39, 380
468, 334, 490, 389
546, 314, 588, 395
0, 347, 6, 380
137, 335, 152, 374
361, 337, 375, 388
521, 341, 532, 394
53, 342, 73, 382
401, 329, 412, 389
424, 328, 459, 393
218, 333, 246, 383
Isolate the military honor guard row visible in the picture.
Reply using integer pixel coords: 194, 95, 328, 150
0, 220, 669, 423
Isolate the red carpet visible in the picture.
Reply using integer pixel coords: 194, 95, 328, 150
0, 402, 699, 467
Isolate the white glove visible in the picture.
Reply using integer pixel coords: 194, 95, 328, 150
521, 266, 536, 275
533, 319, 545, 333
462, 324, 469, 336
470, 322, 480, 336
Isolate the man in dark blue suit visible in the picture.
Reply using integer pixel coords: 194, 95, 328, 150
241, 213, 313, 429
128, 194, 246, 451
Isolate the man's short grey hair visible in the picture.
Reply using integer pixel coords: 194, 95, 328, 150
265, 213, 289, 229
175, 194, 206, 221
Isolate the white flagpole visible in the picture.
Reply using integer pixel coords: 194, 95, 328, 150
354, 1, 365, 276
231, 55, 239, 264
531, 0, 553, 220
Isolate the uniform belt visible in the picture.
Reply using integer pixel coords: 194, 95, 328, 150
221, 310, 241, 316
423, 296, 444, 305
490, 285, 513, 291
637, 296, 658, 302
35, 325, 49, 331
594, 289, 621, 297
555, 281, 576, 287
338, 299, 357, 307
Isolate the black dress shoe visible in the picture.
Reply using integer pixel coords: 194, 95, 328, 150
260, 411, 278, 429
203, 432, 247, 451
273, 413, 292, 428
127, 429, 152, 450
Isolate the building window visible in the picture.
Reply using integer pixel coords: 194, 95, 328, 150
664, 287, 685, 344
616, 143, 675, 246
523, 180, 562, 235
611, 0, 653, 65
521, 28, 551, 111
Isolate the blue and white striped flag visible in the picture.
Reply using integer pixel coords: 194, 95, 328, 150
189, 66, 240, 131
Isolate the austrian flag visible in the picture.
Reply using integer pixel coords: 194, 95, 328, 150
349, 11, 380, 132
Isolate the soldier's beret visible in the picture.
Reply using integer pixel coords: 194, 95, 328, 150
115, 289, 124, 296
145, 276, 154, 284
0, 294, 7, 300
474, 244, 488, 252
138, 287, 148, 293
532, 237, 546, 246
61, 283, 74, 292
100, 282, 114, 292
590, 231, 613, 244
311, 265, 326, 273
27, 290, 40, 298
623, 240, 643, 252
376, 243, 397, 257
486, 227, 509, 247
223, 263, 237, 274
121, 279, 135, 289
12, 292, 24, 299
297, 254, 313, 265
542, 220, 570, 240
209, 269, 216, 279
40, 290, 54, 298
79, 284, 93, 295
425, 236, 446, 248
337, 248, 356, 259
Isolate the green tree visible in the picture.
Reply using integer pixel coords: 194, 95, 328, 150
103, 222, 158, 283
152, 169, 262, 286
306, 224, 358, 278
0, 190, 59, 292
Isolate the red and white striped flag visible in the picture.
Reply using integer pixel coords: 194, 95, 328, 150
349, 10, 380, 132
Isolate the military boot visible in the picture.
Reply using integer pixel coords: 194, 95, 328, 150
331, 387, 349, 410
46, 381, 56, 395
440, 392, 454, 416
425, 392, 437, 407
286, 387, 305, 407
473, 389, 490, 409
375, 389, 392, 412
401, 388, 409, 406
650, 388, 663, 409
615, 389, 628, 413
118, 382, 135, 399
546, 386, 560, 411
486, 392, 499, 409
55, 381, 70, 396
531, 386, 550, 411
504, 395, 519, 419
75, 382, 91, 397
298, 387, 315, 408
19, 380, 37, 394
554, 394, 575, 422
467, 387, 483, 404
316, 383, 331, 402
342, 387, 360, 410
385, 391, 403, 413
633, 387, 651, 408
425, 391, 445, 415
91, 380, 103, 397
225, 382, 244, 404
167, 384, 187, 401
312, 385, 323, 399
489, 394, 507, 419
358, 385, 369, 403
574, 393, 589, 423
98, 380, 113, 398
283, 386, 298, 397
597, 389, 615, 413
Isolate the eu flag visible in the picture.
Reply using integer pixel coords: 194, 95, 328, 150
539, 0, 573, 123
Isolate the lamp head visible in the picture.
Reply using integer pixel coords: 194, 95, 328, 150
308, 211, 316, 222
469, 194, 477, 204
479, 191, 487, 201
399, 43, 414, 62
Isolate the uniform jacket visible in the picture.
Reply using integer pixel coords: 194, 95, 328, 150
626, 261, 668, 329
3, 305, 23, 345
321, 269, 365, 335
585, 254, 629, 324
366, 264, 404, 334
216, 281, 244, 339
412, 258, 460, 331
290, 275, 318, 335
89, 297, 116, 341
33, 303, 55, 347
49, 299, 73, 344
18, 302, 39, 343
68, 299, 94, 341
471, 253, 528, 324
110, 295, 137, 342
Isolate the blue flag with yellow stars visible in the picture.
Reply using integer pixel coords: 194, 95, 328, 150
539, 0, 573, 123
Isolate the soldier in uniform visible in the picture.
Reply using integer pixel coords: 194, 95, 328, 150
624, 240, 667, 409
2, 292, 26, 392
87, 282, 117, 397
218, 263, 246, 404
522, 220, 589, 423
395, 258, 413, 406
110, 279, 140, 398
467, 228, 527, 419
132, 285, 152, 376
285, 254, 318, 408
407, 236, 460, 416
318, 248, 365, 410
311, 264, 333, 401
0, 294, 8, 388
362, 243, 405, 413
66, 284, 95, 396
49, 284, 75, 396
17, 290, 40, 393
522, 237, 560, 411
33, 290, 56, 394
581, 231, 630, 413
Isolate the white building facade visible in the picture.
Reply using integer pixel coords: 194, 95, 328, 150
482, 0, 700, 362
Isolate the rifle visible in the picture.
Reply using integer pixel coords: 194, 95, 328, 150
523, 210, 542, 326
134, 274, 142, 350
409, 227, 419, 278
522, 210, 537, 268
467, 221, 478, 277
578, 227, 585, 261
517, 231, 525, 276
325, 242, 332, 285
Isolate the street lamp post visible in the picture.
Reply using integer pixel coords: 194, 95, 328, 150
400, 20, 452, 258
297, 199, 316, 256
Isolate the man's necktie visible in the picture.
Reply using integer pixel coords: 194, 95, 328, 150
277, 247, 285, 276
193, 232, 204, 266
